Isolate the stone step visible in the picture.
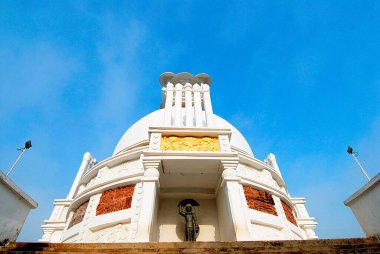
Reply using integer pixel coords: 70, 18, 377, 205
1, 238, 379, 254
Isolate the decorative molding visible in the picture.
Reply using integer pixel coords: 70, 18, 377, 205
141, 157, 160, 170
219, 134, 231, 152
129, 183, 143, 241
149, 133, 162, 151
221, 159, 239, 170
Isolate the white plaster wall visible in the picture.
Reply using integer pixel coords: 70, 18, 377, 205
0, 183, 33, 242
348, 181, 380, 236
157, 198, 220, 242
251, 223, 284, 240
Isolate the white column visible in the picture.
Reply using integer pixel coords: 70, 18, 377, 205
134, 165, 159, 242
164, 82, 174, 126
184, 83, 193, 127
39, 200, 71, 242
202, 83, 214, 127
193, 83, 203, 127
67, 152, 94, 199
220, 161, 251, 241
264, 153, 283, 179
174, 83, 183, 127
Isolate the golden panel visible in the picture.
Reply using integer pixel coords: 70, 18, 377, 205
160, 136, 220, 152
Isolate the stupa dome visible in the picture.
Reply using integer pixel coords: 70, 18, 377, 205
113, 109, 253, 156
41, 72, 317, 243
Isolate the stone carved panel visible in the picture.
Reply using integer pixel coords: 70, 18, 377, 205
237, 164, 260, 179
263, 170, 281, 189
86, 176, 97, 188
243, 186, 278, 216
116, 159, 143, 172
107, 160, 143, 179
68, 201, 89, 228
88, 223, 130, 242
281, 200, 298, 226
238, 164, 282, 191
96, 185, 135, 216
160, 136, 220, 151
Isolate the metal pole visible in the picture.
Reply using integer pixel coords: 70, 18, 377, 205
6, 148, 27, 177
351, 153, 370, 181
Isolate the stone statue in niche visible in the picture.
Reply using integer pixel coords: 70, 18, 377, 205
178, 200, 200, 241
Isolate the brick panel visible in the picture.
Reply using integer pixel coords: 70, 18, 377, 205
96, 185, 135, 216
243, 186, 277, 216
281, 200, 297, 225
68, 201, 89, 228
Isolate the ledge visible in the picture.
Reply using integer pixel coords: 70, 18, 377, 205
0, 170, 37, 208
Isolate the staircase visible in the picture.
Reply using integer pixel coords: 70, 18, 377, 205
1, 238, 379, 253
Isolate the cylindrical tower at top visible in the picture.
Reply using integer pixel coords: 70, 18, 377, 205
160, 72, 214, 127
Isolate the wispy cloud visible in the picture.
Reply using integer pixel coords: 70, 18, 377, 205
95, 18, 146, 120
0, 42, 80, 120
86, 16, 152, 157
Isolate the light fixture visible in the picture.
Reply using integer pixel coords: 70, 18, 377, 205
6, 140, 32, 177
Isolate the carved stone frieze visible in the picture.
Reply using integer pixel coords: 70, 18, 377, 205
108, 160, 143, 178
160, 136, 220, 151
237, 164, 260, 178
88, 223, 130, 243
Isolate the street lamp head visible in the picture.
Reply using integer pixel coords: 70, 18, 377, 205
25, 140, 32, 149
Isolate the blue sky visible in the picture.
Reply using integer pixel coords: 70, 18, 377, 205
1, 1, 379, 241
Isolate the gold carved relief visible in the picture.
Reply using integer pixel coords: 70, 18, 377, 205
160, 136, 220, 152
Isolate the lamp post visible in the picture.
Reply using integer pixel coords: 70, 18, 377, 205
6, 140, 32, 177
347, 146, 370, 181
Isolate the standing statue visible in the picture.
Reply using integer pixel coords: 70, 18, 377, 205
179, 203, 199, 241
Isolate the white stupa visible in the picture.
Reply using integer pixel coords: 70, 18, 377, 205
40, 72, 317, 243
